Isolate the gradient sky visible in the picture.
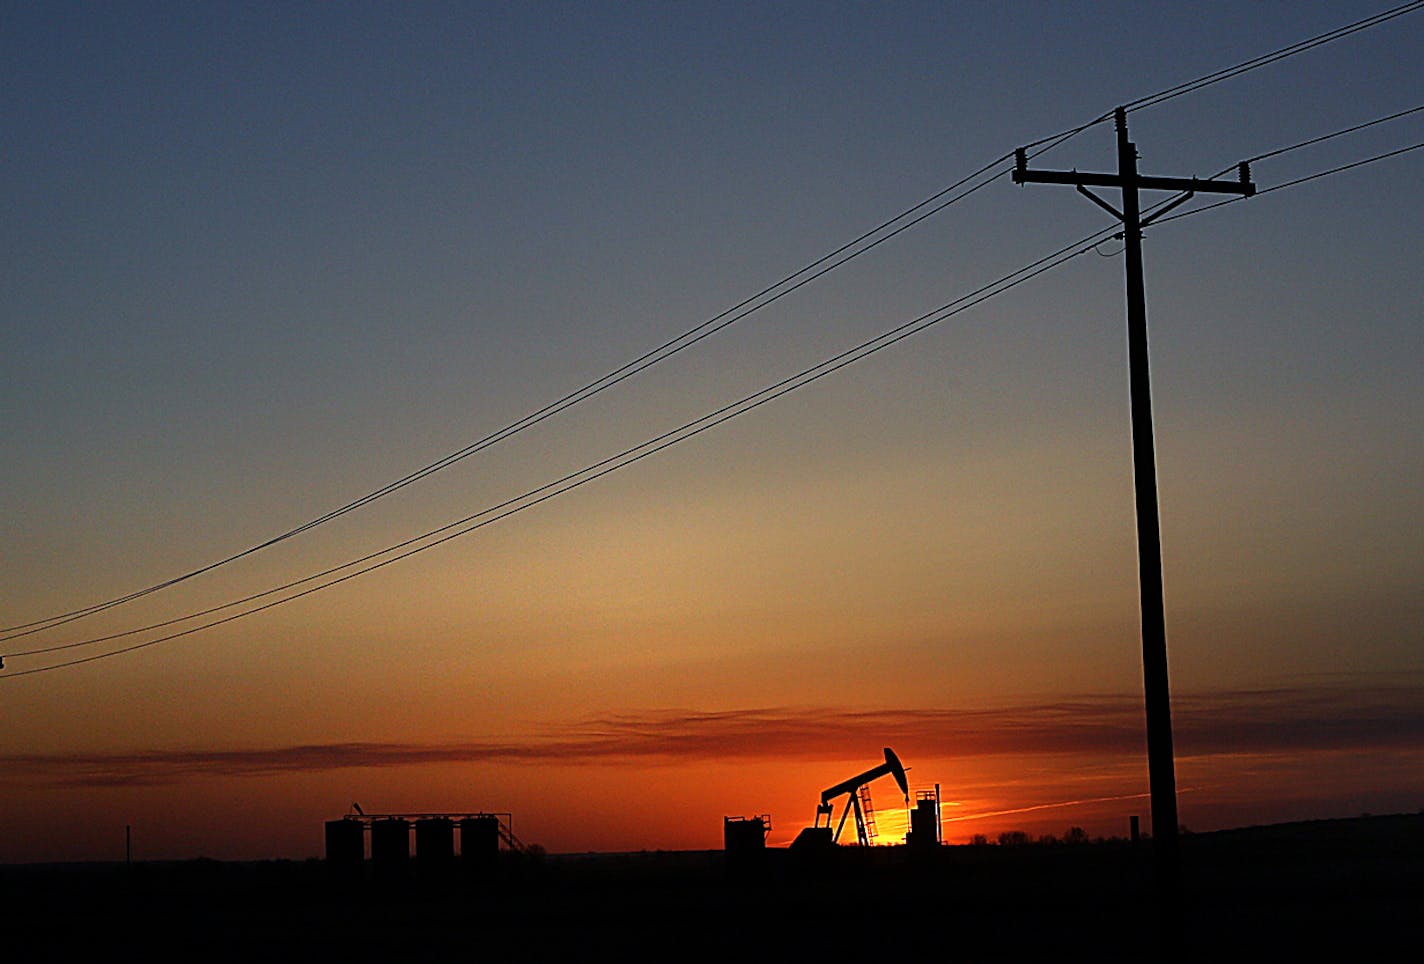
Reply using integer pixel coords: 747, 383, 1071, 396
3, 2, 1421, 861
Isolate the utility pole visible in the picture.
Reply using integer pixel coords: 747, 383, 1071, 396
1012, 108, 1253, 938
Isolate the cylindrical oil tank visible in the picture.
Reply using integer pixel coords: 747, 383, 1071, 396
325, 819, 365, 870
415, 817, 455, 867
371, 818, 410, 876
907, 799, 939, 849
459, 815, 500, 866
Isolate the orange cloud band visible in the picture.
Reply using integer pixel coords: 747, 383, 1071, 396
7, 679, 1421, 787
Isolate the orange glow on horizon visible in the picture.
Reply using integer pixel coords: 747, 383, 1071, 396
3, 667, 1420, 861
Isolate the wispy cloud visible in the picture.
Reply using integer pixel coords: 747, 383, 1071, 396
940, 791, 1155, 824
6, 680, 1422, 788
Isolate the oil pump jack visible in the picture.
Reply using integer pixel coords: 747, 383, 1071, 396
792, 748, 910, 849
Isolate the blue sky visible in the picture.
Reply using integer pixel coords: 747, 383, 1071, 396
2, 2, 1421, 858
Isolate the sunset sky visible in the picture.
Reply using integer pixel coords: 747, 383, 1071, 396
3, 2, 1421, 862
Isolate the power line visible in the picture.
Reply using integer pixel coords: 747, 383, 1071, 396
11, 127, 1415, 679
1246, 104, 1424, 163
1261, 140, 1424, 191
10, 2, 1415, 641
1011, 93, 1419, 922
1124, 1, 1424, 114
6, 227, 1113, 662
1020, 116, 1111, 153
0, 156, 1011, 641
1, 228, 1115, 678
7, 134, 1417, 678
1020, 2, 1424, 150
1153, 140, 1424, 226
1093, 105, 1424, 234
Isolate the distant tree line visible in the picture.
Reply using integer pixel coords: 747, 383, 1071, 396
966, 826, 1127, 847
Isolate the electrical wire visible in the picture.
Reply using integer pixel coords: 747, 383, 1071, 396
1020, 113, 1114, 154
0, 155, 1012, 641
1, 227, 1116, 678
11, 2, 1415, 641
1019, 2, 1424, 152
1151, 140, 1424, 227
1116, 105, 1424, 233
9, 130, 1419, 677
1124, 1, 1424, 114
1246, 104, 1424, 163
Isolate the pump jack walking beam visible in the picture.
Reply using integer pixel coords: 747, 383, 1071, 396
814, 748, 909, 845
1012, 107, 1253, 939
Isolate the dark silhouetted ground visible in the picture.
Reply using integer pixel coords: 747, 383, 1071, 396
3, 813, 1419, 961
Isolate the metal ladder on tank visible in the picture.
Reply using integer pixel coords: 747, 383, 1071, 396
858, 785, 878, 845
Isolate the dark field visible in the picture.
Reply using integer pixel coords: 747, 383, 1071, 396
4, 813, 1419, 961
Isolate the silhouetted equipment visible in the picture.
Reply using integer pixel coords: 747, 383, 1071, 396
858, 785, 880, 843
324, 809, 524, 877
1131, 815, 1141, 844
800, 748, 910, 848
371, 817, 411, 877
459, 815, 501, 866
723, 815, 770, 856
790, 826, 833, 851
1013, 109, 1255, 931
325, 818, 365, 871
416, 817, 455, 869
906, 784, 942, 850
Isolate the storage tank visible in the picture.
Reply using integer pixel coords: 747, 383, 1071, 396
907, 789, 942, 850
371, 818, 410, 877
723, 815, 768, 854
459, 815, 500, 867
416, 817, 455, 869
325, 818, 365, 871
